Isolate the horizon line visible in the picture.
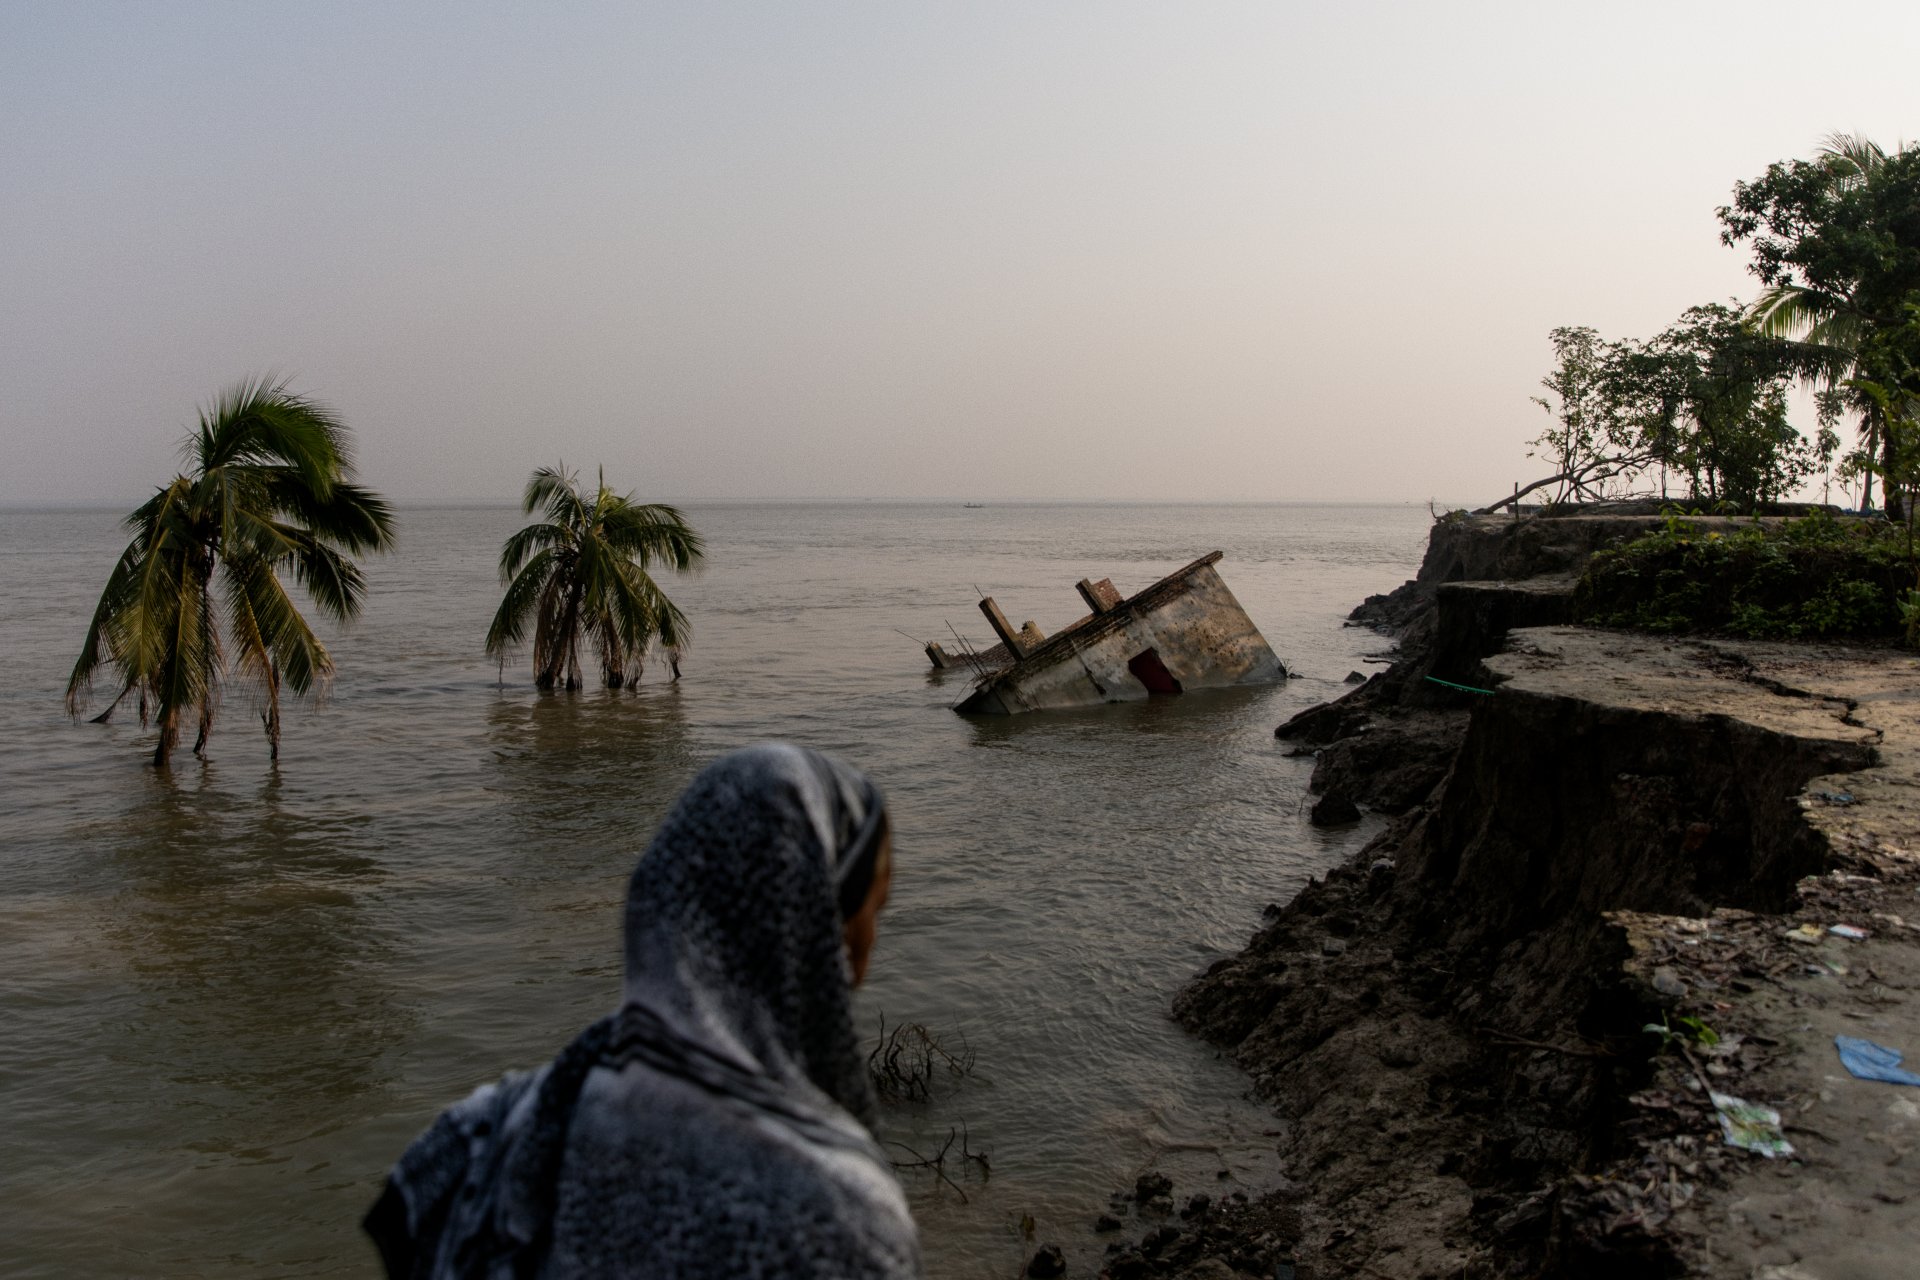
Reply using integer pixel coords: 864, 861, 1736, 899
0, 495, 1452, 512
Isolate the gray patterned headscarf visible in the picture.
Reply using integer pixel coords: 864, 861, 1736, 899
365, 744, 918, 1279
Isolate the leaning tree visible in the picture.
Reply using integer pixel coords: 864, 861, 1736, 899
67, 378, 395, 766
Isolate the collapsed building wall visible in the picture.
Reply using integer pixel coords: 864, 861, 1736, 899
954, 552, 1286, 714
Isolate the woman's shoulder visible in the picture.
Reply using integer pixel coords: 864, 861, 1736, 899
575, 1061, 899, 1197
555, 1064, 921, 1275
366, 1065, 552, 1277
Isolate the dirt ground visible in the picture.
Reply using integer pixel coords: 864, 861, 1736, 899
1106, 509, 1920, 1279
1597, 643, 1920, 1280
1166, 628, 1920, 1279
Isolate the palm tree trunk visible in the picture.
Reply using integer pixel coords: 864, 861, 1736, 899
539, 583, 585, 691
153, 707, 179, 768
561, 587, 584, 691
1886, 425, 1905, 523
601, 624, 624, 688
1862, 417, 1879, 513
265, 663, 282, 761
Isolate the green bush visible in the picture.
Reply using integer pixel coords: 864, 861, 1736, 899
1574, 511, 1913, 640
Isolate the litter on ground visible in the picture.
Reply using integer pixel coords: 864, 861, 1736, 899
1834, 1036, 1920, 1087
1710, 1092, 1794, 1158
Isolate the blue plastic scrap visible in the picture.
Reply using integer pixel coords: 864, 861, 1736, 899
1835, 1036, 1920, 1086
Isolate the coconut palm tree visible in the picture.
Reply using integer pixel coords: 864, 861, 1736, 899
1746, 134, 1888, 345
66, 378, 396, 767
485, 465, 703, 690
1739, 133, 1914, 510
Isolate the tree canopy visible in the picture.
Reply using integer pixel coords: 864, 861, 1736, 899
1502, 134, 1920, 515
1518, 306, 1821, 511
1722, 135, 1920, 513
1721, 136, 1920, 337
1628, 304, 1822, 506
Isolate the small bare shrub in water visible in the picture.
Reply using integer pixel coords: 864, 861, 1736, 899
884, 1125, 991, 1203
867, 1017, 975, 1102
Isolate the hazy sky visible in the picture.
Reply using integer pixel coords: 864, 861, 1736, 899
3, 3, 1915, 507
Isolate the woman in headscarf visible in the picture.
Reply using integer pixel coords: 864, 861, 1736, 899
364, 743, 919, 1279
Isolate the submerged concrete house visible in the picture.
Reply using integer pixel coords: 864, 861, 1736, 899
934, 552, 1286, 714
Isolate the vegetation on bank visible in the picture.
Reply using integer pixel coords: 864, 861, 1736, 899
1574, 511, 1920, 642
65, 379, 396, 767
1502, 134, 1920, 518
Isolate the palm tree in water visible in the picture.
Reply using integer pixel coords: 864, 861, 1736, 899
485, 464, 703, 690
66, 378, 396, 766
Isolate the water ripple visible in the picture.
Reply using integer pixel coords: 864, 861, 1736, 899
0, 501, 1427, 1278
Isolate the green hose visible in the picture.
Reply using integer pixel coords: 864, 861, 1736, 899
1424, 675, 1497, 696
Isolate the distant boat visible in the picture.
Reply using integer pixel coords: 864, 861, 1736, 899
962, 502, 985, 508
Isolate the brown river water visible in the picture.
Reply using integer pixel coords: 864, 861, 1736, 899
0, 501, 1429, 1277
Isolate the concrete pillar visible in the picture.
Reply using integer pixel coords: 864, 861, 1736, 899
1076, 577, 1124, 614
978, 597, 1029, 657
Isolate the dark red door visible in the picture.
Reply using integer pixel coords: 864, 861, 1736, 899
1127, 648, 1183, 695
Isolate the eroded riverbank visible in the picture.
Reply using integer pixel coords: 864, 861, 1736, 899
1102, 513, 1920, 1279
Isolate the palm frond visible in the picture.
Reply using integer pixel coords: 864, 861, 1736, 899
615, 557, 691, 651
262, 473, 397, 554
66, 537, 146, 716
226, 502, 303, 563
645, 581, 692, 652
123, 481, 198, 688
286, 534, 370, 622
223, 556, 271, 687
195, 375, 352, 498
485, 548, 556, 656
1803, 310, 1871, 359
1747, 284, 1819, 340
598, 499, 706, 571
498, 522, 568, 582
523, 464, 586, 524
225, 553, 331, 696
221, 555, 285, 753
572, 531, 619, 613
1820, 132, 1887, 185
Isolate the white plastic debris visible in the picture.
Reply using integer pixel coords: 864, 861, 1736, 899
1711, 1093, 1794, 1159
